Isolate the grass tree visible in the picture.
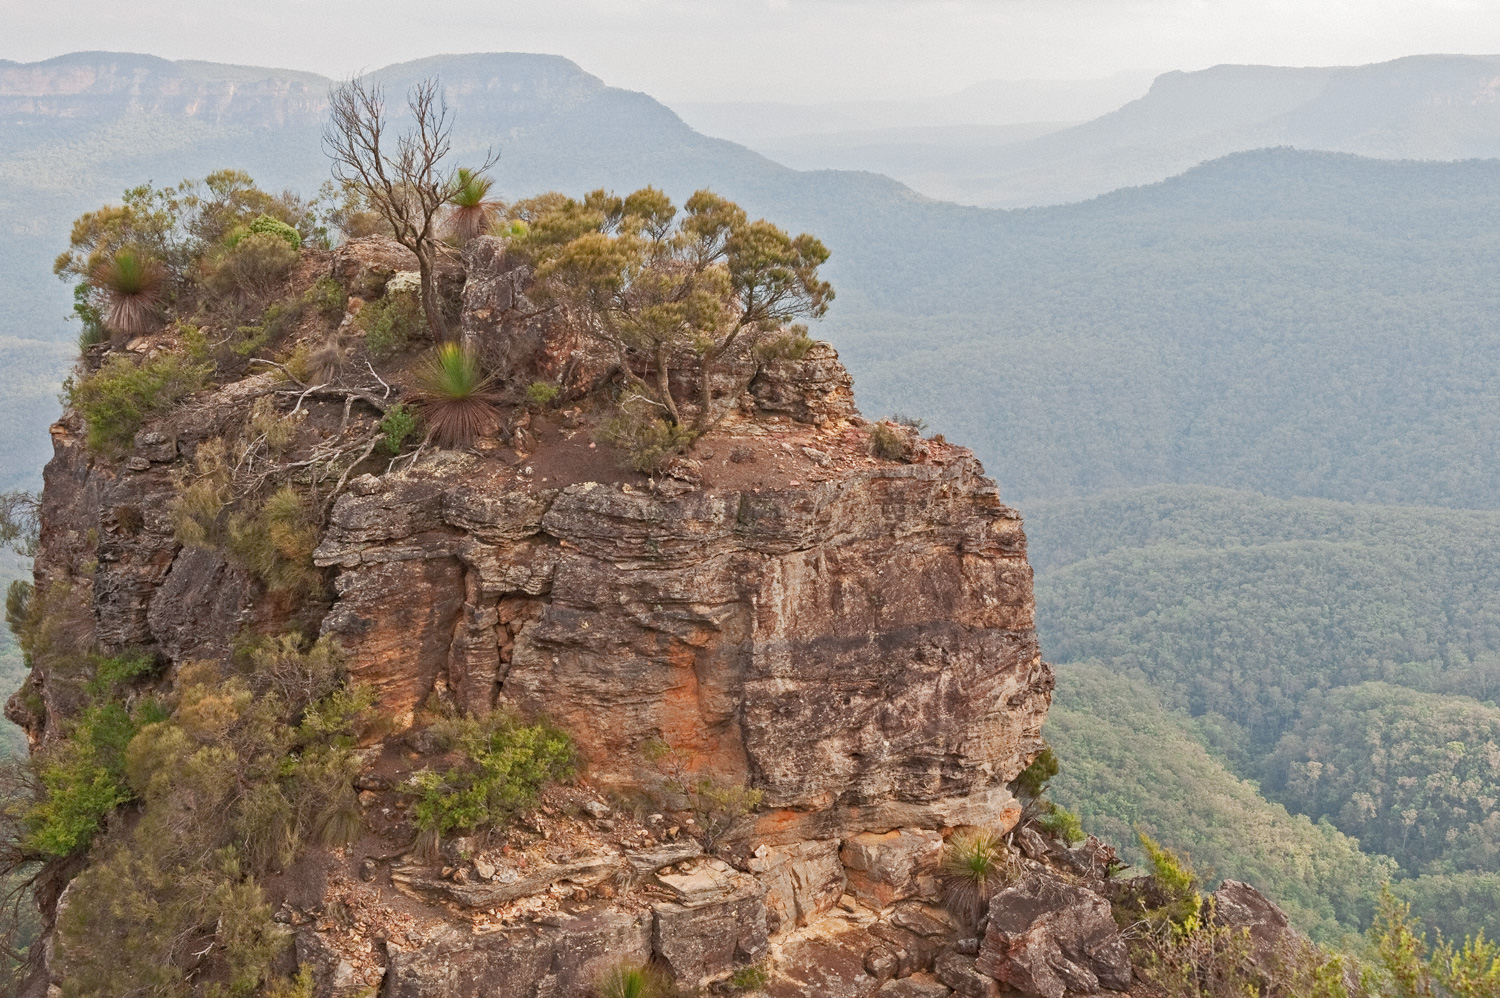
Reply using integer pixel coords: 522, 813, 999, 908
412, 343, 500, 448
446, 167, 503, 244
90, 248, 165, 340
520, 186, 832, 438
324, 76, 496, 341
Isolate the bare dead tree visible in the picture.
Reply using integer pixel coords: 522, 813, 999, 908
323, 76, 496, 341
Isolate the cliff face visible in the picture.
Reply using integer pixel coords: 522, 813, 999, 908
13, 237, 1056, 997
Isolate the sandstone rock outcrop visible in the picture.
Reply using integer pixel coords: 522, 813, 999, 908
975, 875, 1132, 998
13, 230, 1055, 998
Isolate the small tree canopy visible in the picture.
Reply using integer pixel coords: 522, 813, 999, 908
518, 187, 831, 432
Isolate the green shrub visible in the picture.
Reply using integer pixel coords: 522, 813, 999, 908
594, 961, 671, 998
24, 654, 166, 859
599, 409, 697, 474
729, 962, 771, 991
72, 284, 108, 349
237, 214, 301, 250
755, 325, 814, 362
1038, 802, 1086, 845
301, 276, 347, 320
407, 712, 576, 857
413, 344, 501, 449
225, 486, 321, 596
379, 403, 418, 455
210, 231, 300, 299
1139, 831, 1202, 929
55, 649, 368, 996
67, 352, 209, 453
357, 290, 423, 359
1012, 746, 1059, 801
525, 381, 561, 408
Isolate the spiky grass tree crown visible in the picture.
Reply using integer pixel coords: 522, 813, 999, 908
594, 962, 671, 998
446, 167, 502, 244
90, 247, 165, 340
941, 829, 1013, 929
412, 342, 500, 449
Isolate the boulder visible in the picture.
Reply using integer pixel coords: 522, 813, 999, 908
879, 973, 954, 998
460, 235, 616, 394
749, 838, 846, 934
976, 874, 1131, 998
840, 829, 943, 908
383, 907, 651, 998
1212, 879, 1328, 989
652, 864, 769, 984
934, 951, 1001, 998
330, 236, 419, 298
750, 341, 860, 424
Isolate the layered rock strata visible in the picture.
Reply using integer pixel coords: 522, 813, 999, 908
12, 236, 1057, 997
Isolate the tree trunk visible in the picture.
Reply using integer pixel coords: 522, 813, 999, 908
416, 244, 449, 342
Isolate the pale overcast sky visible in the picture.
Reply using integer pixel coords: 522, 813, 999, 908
4, 0, 1500, 102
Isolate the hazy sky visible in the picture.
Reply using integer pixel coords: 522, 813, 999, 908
5, 0, 1500, 102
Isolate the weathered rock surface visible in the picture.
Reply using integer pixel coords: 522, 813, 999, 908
16, 234, 1062, 998
975, 875, 1132, 998
840, 828, 943, 908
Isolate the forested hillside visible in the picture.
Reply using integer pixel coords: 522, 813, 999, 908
1033, 486, 1500, 939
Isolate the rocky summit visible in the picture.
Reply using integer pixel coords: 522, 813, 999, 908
9, 224, 1315, 998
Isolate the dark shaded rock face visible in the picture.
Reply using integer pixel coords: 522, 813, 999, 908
14, 240, 1055, 997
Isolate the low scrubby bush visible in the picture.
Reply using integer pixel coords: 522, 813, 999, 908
379, 403, 418, 455
357, 290, 423, 359
407, 711, 576, 858
67, 352, 209, 453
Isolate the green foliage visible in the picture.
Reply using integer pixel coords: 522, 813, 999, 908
0, 491, 38, 558
225, 485, 321, 596
72, 283, 108, 348
446, 167, 502, 243
1132, 902, 1261, 998
413, 343, 499, 449
1046, 664, 1394, 941
357, 286, 423, 358
1038, 803, 1086, 845
520, 186, 831, 431
379, 402, 418, 455
90, 247, 166, 339
301, 276, 347, 320
23, 651, 164, 858
1034, 487, 1500, 893
1012, 746, 1059, 801
729, 963, 770, 991
594, 961, 672, 998
1139, 831, 1202, 928
1393, 875, 1500, 946
525, 381, 561, 407
230, 214, 301, 251
66, 352, 209, 452
941, 829, 1014, 927
599, 406, 698, 474
1266, 683, 1500, 878
54, 641, 365, 997
407, 712, 576, 855
209, 231, 300, 299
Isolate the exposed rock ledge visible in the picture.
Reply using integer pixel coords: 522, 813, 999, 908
15, 234, 1057, 997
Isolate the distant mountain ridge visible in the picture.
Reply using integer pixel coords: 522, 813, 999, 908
901, 53, 1500, 206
